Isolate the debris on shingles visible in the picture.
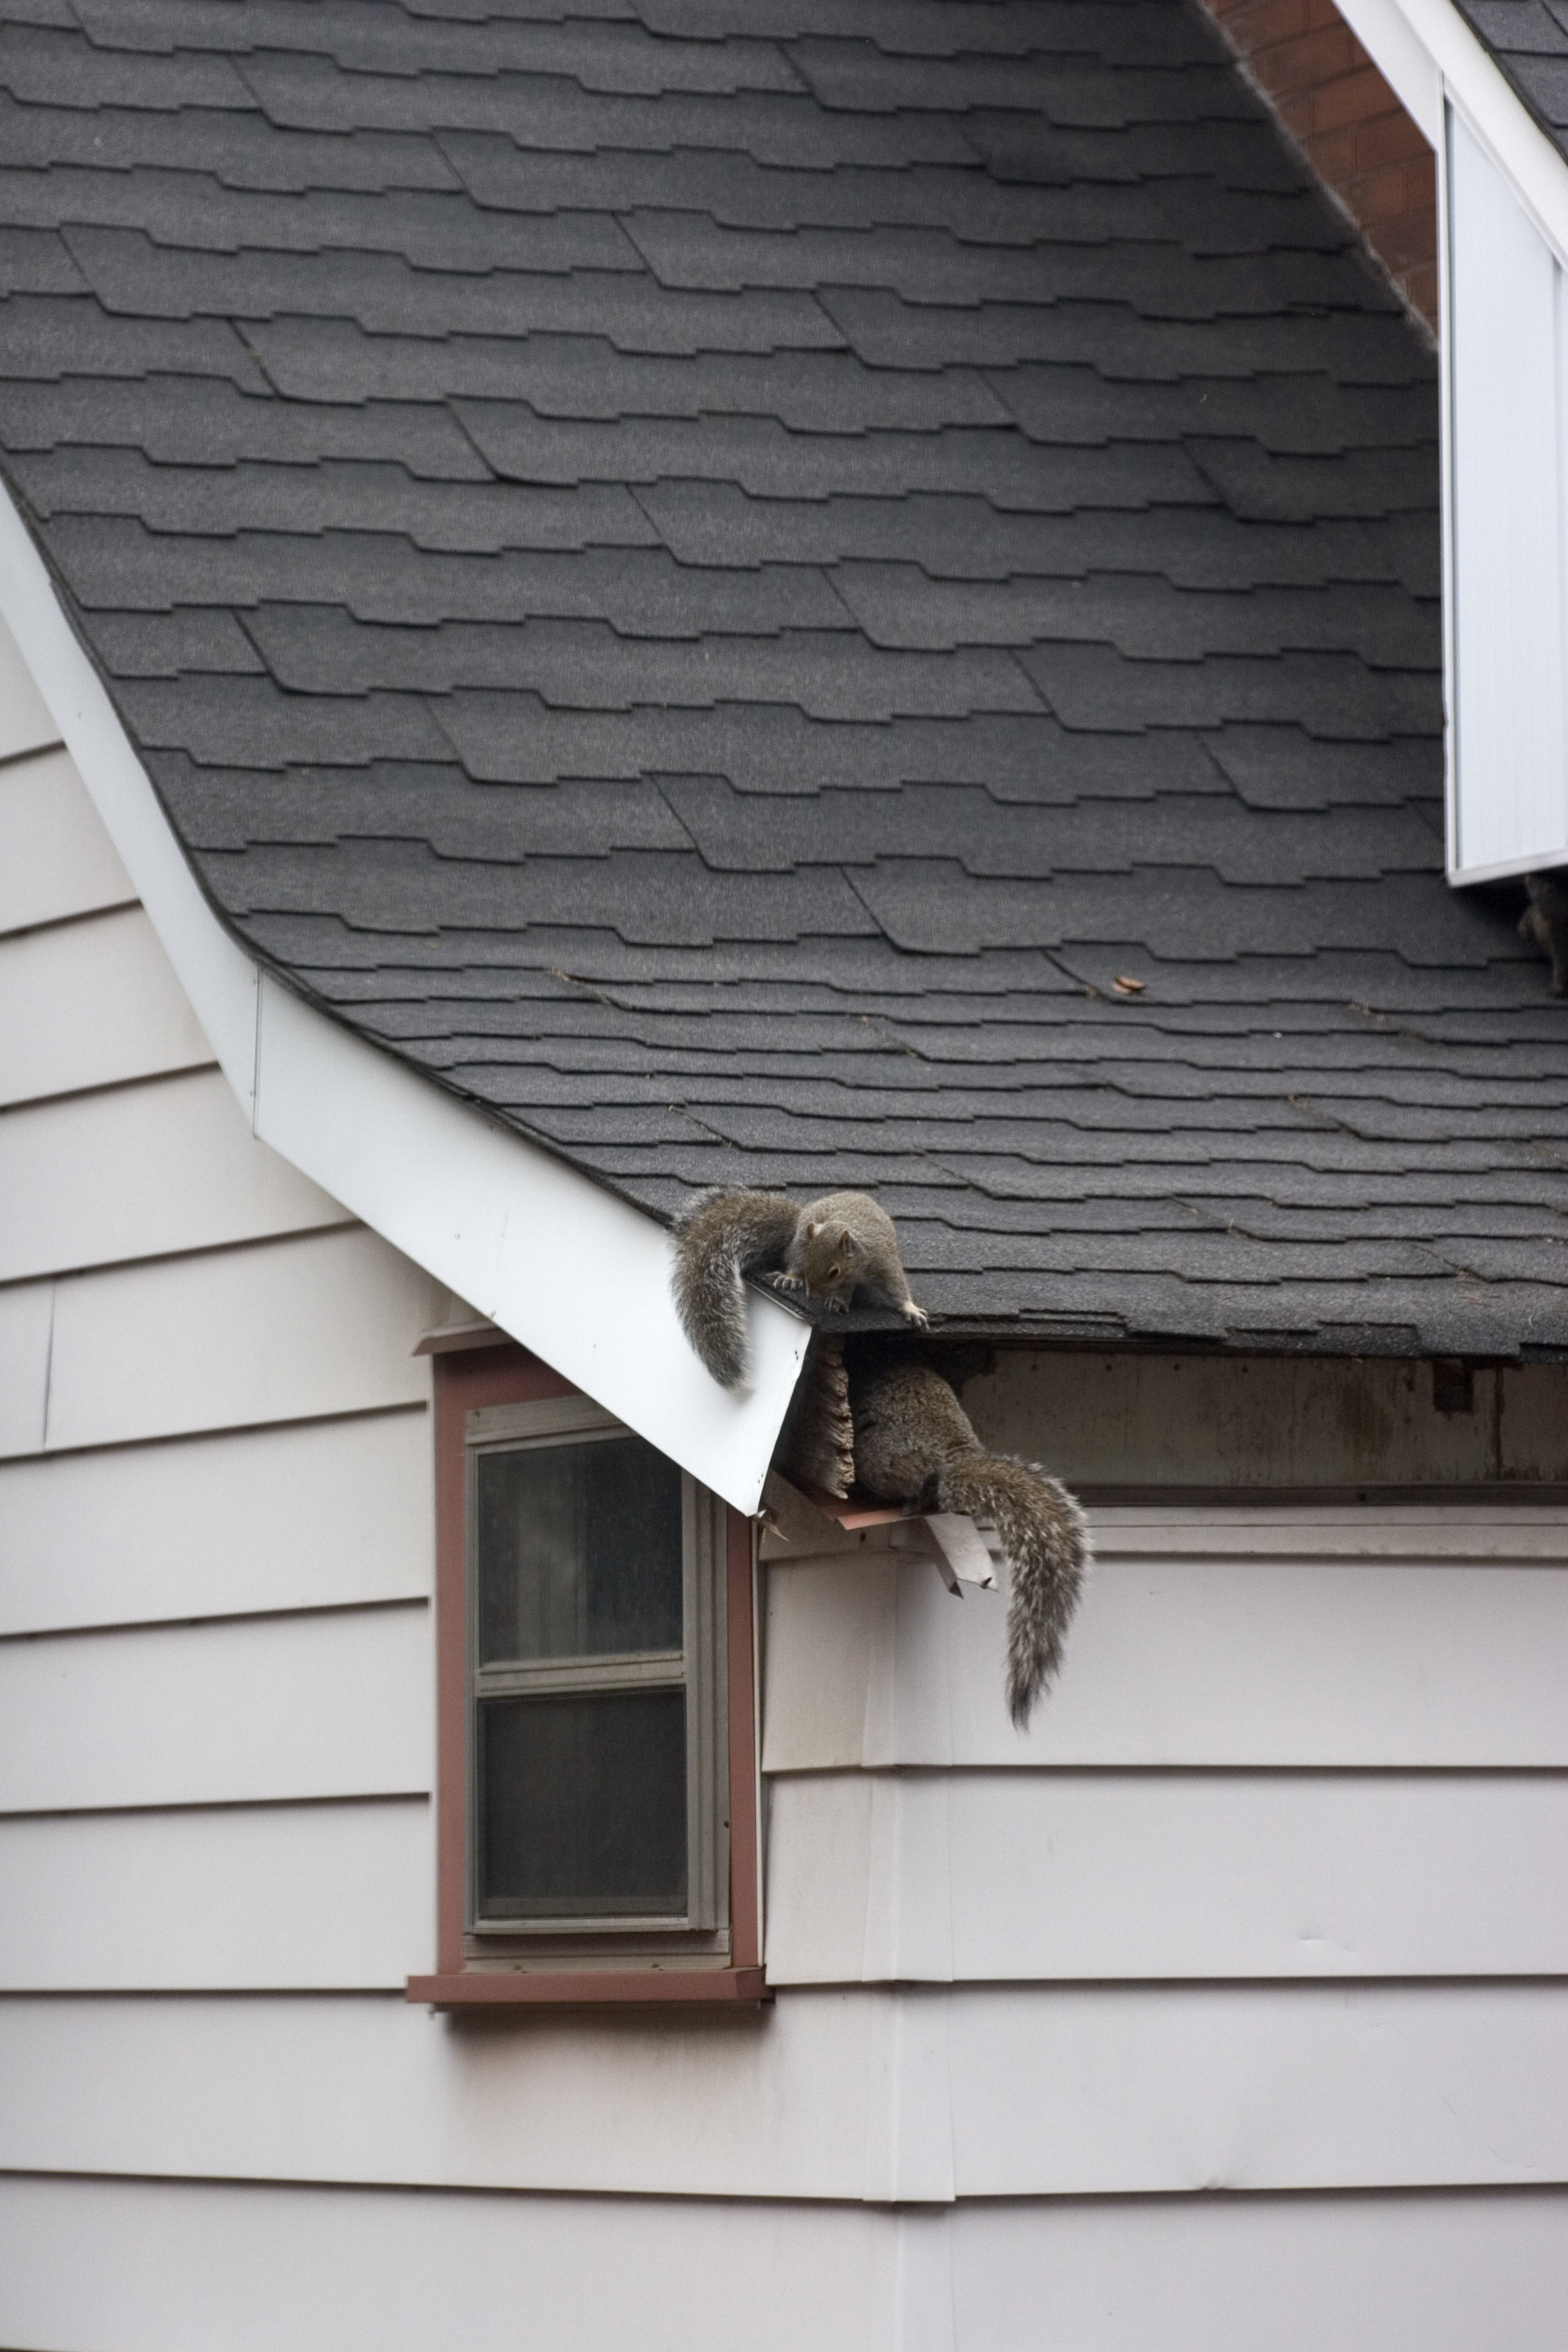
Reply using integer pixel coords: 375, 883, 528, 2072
0, 0, 1563, 1363
774, 1338, 855, 1503
1112, 976, 1147, 997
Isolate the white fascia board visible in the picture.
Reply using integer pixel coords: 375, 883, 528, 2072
0, 485, 808, 1514
253, 974, 810, 1512
1340, 0, 1568, 268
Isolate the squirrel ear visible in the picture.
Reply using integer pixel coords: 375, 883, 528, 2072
838, 1226, 854, 1248
806, 1221, 822, 1240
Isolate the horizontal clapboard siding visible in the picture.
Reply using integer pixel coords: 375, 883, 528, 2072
763, 1516, 1568, 1770
0, 1606, 431, 1813
0, 1279, 54, 1457
0, 745, 134, 936
0, 2175, 889, 2352
0, 1411, 431, 1636
0, 904, 213, 1108
0, 1800, 430, 1990
0, 1985, 1561, 2200
0, 1224, 441, 1461
765, 1770, 1568, 1983
0, 1067, 350, 1284
3, 2176, 1562, 2352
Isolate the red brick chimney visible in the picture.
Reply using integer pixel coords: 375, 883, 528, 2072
1197, 0, 1438, 330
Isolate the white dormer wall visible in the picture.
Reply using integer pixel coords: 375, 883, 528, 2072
1334, 0, 1568, 882
1446, 109, 1568, 879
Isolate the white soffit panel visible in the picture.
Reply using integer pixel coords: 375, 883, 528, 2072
0, 489, 807, 1514
1447, 110, 1568, 881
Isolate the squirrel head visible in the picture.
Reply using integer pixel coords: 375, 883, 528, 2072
800, 1220, 863, 1300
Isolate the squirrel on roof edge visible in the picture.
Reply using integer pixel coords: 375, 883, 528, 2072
670, 1185, 928, 1395
671, 1187, 1089, 1725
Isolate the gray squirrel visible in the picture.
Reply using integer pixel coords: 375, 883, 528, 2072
851, 1358, 1090, 1727
671, 1186, 928, 1392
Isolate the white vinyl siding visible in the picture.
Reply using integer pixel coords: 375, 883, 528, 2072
1446, 106, 1568, 881
763, 1514, 1568, 1771
0, 1067, 350, 1285
0, 1801, 432, 1991
1, 2173, 1563, 2352
0, 903, 214, 1106
765, 1769, 1568, 1984
0, 1224, 438, 1460
0, 744, 134, 933
0, 1607, 431, 1813
0, 607, 61, 767
0, 1983, 1561, 2201
0, 1413, 432, 1636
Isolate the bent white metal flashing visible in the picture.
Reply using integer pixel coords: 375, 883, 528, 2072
0, 487, 809, 1515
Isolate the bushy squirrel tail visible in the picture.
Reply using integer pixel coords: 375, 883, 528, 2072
937, 1453, 1091, 1726
671, 1188, 802, 1391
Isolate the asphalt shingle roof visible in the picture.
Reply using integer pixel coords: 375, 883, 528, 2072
2, 0, 1565, 1359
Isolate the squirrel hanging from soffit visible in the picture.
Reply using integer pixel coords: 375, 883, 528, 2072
670, 1187, 1090, 1725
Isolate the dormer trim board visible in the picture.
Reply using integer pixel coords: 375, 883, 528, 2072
1338, 0, 1568, 265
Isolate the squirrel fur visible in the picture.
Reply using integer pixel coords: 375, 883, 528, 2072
850, 1359, 1090, 1728
1519, 871, 1568, 997
671, 1187, 928, 1391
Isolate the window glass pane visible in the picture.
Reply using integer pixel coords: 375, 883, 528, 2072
476, 1435, 683, 1663
477, 1689, 687, 1917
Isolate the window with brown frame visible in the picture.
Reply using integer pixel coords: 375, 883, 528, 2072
406, 1342, 767, 2008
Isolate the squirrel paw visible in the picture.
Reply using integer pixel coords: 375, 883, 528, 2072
823, 1294, 850, 1314
769, 1271, 804, 1291
904, 1304, 930, 1328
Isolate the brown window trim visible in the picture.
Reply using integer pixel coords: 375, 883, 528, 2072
406, 1341, 768, 2010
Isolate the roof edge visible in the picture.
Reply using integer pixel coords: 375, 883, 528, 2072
0, 485, 806, 1515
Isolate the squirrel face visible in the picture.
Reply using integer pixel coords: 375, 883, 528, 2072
799, 1219, 865, 1302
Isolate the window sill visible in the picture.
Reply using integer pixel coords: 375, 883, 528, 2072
406, 1967, 770, 2010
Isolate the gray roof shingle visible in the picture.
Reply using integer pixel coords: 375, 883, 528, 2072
1, 0, 1564, 1360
